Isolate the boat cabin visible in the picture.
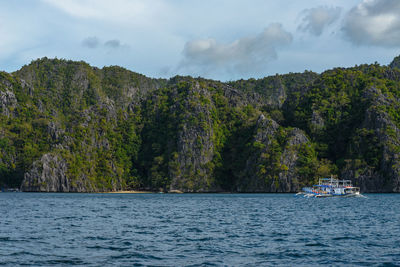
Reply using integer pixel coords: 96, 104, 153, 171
301, 177, 361, 197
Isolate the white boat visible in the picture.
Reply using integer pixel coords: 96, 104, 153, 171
297, 176, 362, 198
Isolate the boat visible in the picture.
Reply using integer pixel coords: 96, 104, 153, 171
0, 188, 20, 192
296, 176, 362, 198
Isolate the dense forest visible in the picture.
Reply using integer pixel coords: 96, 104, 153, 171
1, 56, 400, 192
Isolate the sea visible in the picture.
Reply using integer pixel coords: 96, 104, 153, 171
0, 193, 399, 266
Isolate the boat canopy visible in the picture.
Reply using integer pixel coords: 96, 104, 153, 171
318, 177, 352, 187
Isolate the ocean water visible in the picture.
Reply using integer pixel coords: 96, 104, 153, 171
0, 193, 399, 266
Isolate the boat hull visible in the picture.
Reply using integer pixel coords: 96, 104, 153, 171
296, 192, 362, 198
296, 177, 362, 198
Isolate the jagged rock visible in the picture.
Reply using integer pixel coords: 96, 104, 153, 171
0, 90, 17, 117
99, 97, 117, 121
267, 76, 286, 108
21, 153, 70, 192
47, 121, 64, 142
20, 153, 122, 192
389, 55, 400, 70
223, 85, 248, 107
311, 110, 324, 129
272, 128, 310, 192
237, 115, 310, 192
287, 128, 309, 146
341, 86, 400, 192
2, 57, 400, 193
255, 114, 279, 144
169, 82, 216, 192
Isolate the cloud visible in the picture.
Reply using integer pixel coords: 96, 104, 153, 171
82, 37, 123, 49
104, 39, 121, 48
41, 0, 168, 28
343, 0, 400, 46
178, 23, 292, 78
298, 6, 341, 36
82, 36, 99, 48
42, 0, 146, 19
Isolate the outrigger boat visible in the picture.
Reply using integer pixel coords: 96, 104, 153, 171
296, 176, 362, 198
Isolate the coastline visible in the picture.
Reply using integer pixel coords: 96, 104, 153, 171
104, 189, 184, 194
104, 190, 154, 194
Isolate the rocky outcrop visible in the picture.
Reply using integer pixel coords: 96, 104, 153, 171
341, 86, 400, 192
0, 90, 17, 117
310, 110, 325, 130
20, 153, 70, 192
276, 128, 309, 192
20, 153, 123, 192
47, 121, 64, 144
237, 114, 310, 192
254, 114, 280, 142
169, 83, 216, 192
390, 55, 400, 70
223, 85, 248, 107
2, 56, 400, 193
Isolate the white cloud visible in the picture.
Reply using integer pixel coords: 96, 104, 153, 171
343, 0, 400, 46
0, 0, 396, 80
298, 6, 341, 36
41, 0, 168, 26
178, 23, 292, 78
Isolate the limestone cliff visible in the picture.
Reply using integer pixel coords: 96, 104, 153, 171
236, 115, 312, 192
390, 55, 400, 70
0, 57, 400, 192
21, 153, 70, 192
341, 86, 400, 192
169, 82, 216, 192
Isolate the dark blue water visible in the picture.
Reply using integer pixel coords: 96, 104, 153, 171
0, 193, 399, 266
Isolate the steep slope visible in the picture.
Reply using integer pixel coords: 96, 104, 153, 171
282, 65, 400, 192
2, 58, 165, 192
390, 55, 400, 70
1, 57, 400, 192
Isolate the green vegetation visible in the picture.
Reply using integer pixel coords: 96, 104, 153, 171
1, 57, 400, 192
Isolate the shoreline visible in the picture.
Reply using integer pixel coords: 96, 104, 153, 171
103, 190, 154, 194
103, 189, 185, 194
90, 191, 399, 195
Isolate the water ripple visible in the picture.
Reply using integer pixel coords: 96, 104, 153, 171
0, 193, 399, 266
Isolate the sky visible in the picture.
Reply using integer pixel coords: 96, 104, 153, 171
1, 0, 400, 81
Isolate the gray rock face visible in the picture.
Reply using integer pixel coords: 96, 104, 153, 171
275, 129, 309, 192
366, 88, 400, 192
47, 121, 64, 143
341, 86, 400, 192
311, 110, 325, 130
4, 57, 400, 193
20, 153, 104, 192
389, 55, 400, 70
0, 90, 17, 117
254, 114, 279, 143
223, 85, 250, 107
21, 154, 70, 192
169, 83, 216, 192
287, 128, 309, 146
238, 114, 309, 192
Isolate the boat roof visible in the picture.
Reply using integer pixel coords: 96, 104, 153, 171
314, 177, 355, 188
319, 178, 352, 182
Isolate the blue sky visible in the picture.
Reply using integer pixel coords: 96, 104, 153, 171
1, 0, 400, 81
